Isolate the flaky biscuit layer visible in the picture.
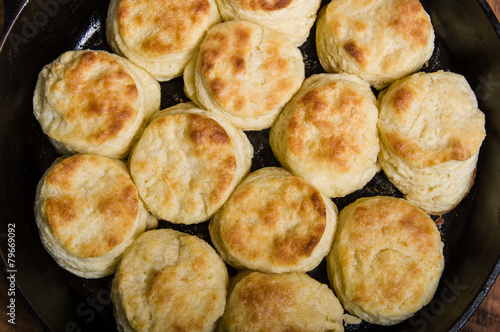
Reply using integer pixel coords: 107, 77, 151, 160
270, 73, 380, 197
327, 196, 444, 325
35, 154, 155, 278
316, 0, 434, 89
210, 167, 337, 273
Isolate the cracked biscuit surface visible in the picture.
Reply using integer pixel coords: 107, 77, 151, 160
377, 71, 486, 213
112, 229, 228, 332
129, 103, 253, 224
106, 0, 221, 81
184, 20, 304, 130
218, 271, 344, 331
34, 154, 156, 278
270, 73, 380, 198
327, 196, 444, 325
33, 50, 160, 159
316, 0, 434, 89
210, 167, 337, 273
215, 0, 322, 46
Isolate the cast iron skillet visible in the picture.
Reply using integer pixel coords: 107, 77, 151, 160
1, 0, 500, 331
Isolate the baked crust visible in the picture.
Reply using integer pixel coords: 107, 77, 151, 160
218, 271, 344, 331
378, 71, 485, 168
35, 154, 155, 278
106, 0, 221, 81
112, 229, 228, 332
210, 167, 337, 273
270, 73, 380, 197
215, 0, 322, 46
129, 103, 253, 224
184, 20, 304, 130
327, 196, 444, 325
378, 71, 486, 213
316, 0, 434, 89
33, 50, 160, 159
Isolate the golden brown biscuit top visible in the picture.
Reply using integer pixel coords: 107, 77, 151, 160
219, 170, 327, 267
378, 71, 486, 167
325, 0, 432, 71
41, 154, 139, 257
224, 272, 344, 330
286, 78, 377, 172
199, 20, 303, 118
335, 196, 443, 316
117, 229, 228, 331
233, 0, 293, 11
117, 0, 213, 56
129, 111, 237, 221
45, 51, 139, 145
145, 236, 223, 330
387, 0, 430, 46
236, 273, 295, 321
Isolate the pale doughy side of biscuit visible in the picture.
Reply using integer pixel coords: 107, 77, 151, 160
316, 0, 434, 89
111, 276, 135, 332
378, 71, 486, 213
379, 142, 478, 214
184, 20, 305, 130
33, 50, 160, 159
183, 55, 202, 107
210, 167, 337, 273
106, 0, 221, 81
34, 154, 155, 278
218, 271, 344, 331
327, 196, 444, 325
129, 103, 253, 224
215, 0, 322, 46
270, 73, 380, 198
112, 229, 228, 332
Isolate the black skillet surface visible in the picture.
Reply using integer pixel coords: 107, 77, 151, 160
1, 0, 500, 331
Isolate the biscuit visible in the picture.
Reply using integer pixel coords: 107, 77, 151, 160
270, 73, 380, 198
34, 154, 157, 278
112, 229, 228, 332
106, 0, 221, 81
183, 20, 305, 130
377, 71, 486, 213
327, 196, 444, 325
33, 50, 161, 159
215, 0, 322, 46
209, 167, 337, 273
218, 271, 344, 331
129, 103, 253, 224
316, 0, 434, 89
